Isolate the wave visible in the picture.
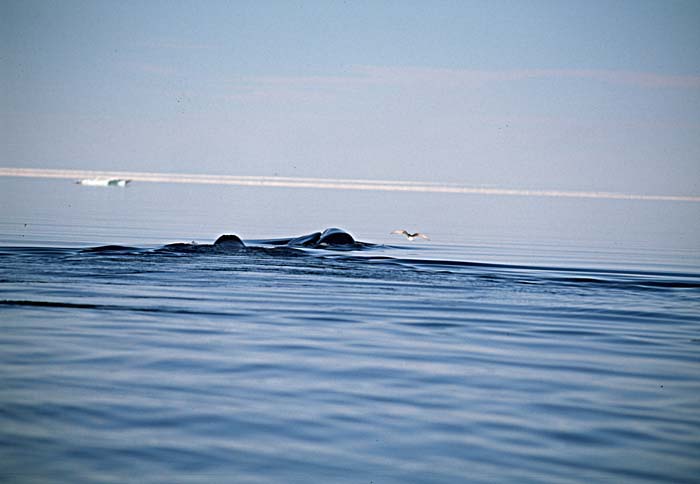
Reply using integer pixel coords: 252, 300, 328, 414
0, 299, 243, 317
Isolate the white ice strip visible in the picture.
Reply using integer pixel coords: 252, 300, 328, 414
1, 167, 698, 202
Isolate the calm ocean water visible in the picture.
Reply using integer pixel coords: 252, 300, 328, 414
1, 178, 699, 483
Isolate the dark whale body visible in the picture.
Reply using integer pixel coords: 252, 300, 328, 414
285, 228, 356, 247
251, 227, 361, 249
158, 234, 246, 253
208, 228, 360, 250
148, 227, 364, 253
214, 234, 245, 248
90, 228, 366, 254
317, 227, 355, 246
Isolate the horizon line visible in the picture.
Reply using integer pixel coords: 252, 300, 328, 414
1, 167, 698, 203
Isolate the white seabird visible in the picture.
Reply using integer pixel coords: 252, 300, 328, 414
391, 230, 430, 241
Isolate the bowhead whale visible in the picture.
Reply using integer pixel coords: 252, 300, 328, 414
214, 234, 245, 248
212, 228, 358, 249
285, 227, 356, 247
85, 228, 367, 254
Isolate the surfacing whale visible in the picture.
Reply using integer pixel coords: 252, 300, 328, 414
264, 227, 357, 248
84, 228, 369, 254
213, 234, 245, 248
158, 227, 366, 253
156, 234, 246, 253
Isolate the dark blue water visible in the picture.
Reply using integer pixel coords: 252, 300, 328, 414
2, 238, 700, 483
1, 179, 700, 483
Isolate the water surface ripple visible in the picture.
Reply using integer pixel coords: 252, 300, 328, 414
1, 243, 699, 483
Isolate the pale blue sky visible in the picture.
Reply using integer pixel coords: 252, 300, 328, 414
2, 0, 699, 194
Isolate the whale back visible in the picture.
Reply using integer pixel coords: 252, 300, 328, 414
318, 228, 355, 246
214, 234, 246, 248
287, 232, 322, 247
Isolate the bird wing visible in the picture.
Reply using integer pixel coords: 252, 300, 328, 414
417, 233, 430, 240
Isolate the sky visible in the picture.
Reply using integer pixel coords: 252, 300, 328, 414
2, 0, 700, 195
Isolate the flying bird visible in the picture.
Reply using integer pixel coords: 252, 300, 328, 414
391, 230, 430, 241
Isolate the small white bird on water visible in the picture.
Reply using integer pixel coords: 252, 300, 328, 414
391, 230, 430, 241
